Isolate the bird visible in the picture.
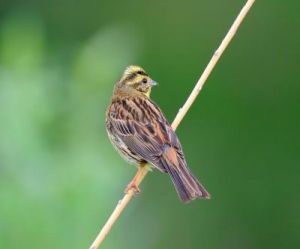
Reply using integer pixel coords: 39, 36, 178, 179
106, 65, 210, 202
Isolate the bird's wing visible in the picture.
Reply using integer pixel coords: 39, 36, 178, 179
108, 96, 184, 172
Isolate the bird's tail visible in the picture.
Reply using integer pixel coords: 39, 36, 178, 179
161, 158, 210, 203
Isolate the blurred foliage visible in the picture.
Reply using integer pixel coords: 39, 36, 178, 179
0, 1, 299, 249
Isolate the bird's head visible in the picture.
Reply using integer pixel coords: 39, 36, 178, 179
116, 65, 157, 97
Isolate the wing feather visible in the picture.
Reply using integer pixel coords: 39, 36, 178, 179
108, 96, 185, 172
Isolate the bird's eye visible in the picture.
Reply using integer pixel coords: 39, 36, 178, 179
142, 78, 147, 84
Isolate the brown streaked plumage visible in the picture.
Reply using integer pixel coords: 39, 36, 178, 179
106, 65, 210, 202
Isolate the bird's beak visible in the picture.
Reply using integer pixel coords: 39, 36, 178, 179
150, 79, 158, 86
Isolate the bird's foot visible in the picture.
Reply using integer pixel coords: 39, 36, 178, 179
124, 181, 141, 195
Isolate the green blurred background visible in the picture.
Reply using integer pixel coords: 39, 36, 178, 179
0, 0, 299, 248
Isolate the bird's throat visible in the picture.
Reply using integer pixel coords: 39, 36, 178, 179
144, 88, 151, 98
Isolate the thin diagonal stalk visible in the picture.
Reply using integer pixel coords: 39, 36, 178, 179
89, 1, 255, 248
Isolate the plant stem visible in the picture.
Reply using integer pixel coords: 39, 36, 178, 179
172, 0, 255, 130
90, 165, 149, 249
89, 1, 255, 248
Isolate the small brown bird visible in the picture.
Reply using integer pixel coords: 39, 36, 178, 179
106, 65, 210, 202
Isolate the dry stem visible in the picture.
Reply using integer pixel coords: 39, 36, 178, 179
89, 1, 255, 248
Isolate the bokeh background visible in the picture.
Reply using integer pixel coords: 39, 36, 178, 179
0, 0, 299, 248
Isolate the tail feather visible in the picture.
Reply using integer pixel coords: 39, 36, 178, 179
161, 158, 210, 203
